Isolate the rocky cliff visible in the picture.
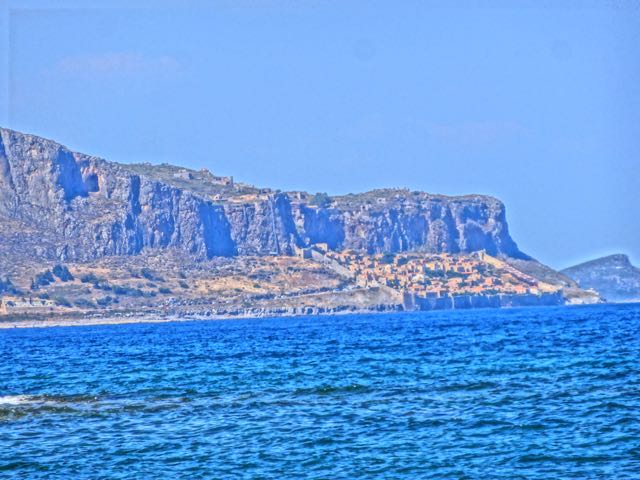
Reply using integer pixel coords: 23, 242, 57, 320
0, 127, 527, 262
561, 254, 640, 302
293, 191, 523, 257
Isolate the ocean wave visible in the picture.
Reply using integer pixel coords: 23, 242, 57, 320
1, 305, 639, 477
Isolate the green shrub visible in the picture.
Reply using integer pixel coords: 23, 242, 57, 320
92, 281, 112, 291
53, 296, 72, 307
31, 270, 55, 290
380, 253, 396, 265
309, 192, 331, 208
80, 273, 102, 284
74, 298, 96, 309
113, 285, 144, 297
96, 296, 119, 307
140, 268, 162, 281
52, 264, 74, 282
0, 277, 20, 294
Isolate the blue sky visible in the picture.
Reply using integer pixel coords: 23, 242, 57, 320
1, 0, 638, 268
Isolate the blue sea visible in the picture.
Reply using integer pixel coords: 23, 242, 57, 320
1, 304, 639, 478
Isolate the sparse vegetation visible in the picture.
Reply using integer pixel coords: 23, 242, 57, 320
1, 251, 357, 318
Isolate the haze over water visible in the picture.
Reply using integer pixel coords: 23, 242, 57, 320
2, 304, 639, 478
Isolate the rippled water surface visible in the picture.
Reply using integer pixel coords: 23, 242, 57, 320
2, 304, 640, 478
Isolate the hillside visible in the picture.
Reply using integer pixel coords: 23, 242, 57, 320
561, 254, 640, 302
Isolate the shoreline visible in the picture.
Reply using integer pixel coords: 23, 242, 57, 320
0, 302, 631, 329
0, 309, 384, 330
0, 308, 381, 329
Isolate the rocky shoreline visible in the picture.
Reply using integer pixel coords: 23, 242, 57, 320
0, 293, 575, 329
0, 306, 397, 329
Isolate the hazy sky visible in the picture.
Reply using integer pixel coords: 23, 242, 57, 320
1, 0, 638, 268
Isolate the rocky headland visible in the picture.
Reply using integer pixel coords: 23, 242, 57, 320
0, 127, 601, 325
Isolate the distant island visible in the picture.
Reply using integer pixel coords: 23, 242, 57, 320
561, 254, 640, 303
0, 127, 603, 326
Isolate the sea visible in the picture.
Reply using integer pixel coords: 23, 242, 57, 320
1, 304, 639, 478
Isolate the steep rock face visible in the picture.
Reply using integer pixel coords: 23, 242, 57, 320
561, 254, 640, 302
223, 193, 300, 255
0, 127, 526, 261
0, 128, 237, 260
293, 195, 525, 257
